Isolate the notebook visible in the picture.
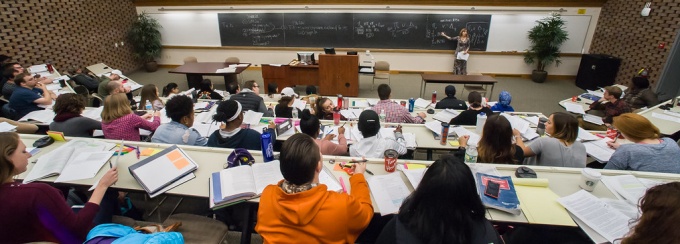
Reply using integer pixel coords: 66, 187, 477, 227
23, 139, 116, 183
129, 145, 199, 196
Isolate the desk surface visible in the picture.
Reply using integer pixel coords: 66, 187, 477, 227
169, 62, 250, 75
421, 74, 498, 84
637, 98, 680, 135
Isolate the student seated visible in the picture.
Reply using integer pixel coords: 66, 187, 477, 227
604, 113, 680, 173
162, 82, 180, 97
255, 133, 373, 243
67, 66, 100, 92
0, 118, 38, 134
350, 110, 407, 158
518, 112, 587, 168
229, 80, 273, 116
274, 87, 302, 118
207, 100, 276, 150
265, 82, 280, 102
9, 73, 54, 119
490, 90, 515, 112
101, 93, 161, 141
139, 84, 164, 111
581, 86, 633, 130
457, 114, 523, 164
50, 93, 102, 138
449, 91, 493, 126
299, 109, 348, 156
197, 79, 223, 100
375, 155, 503, 244
435, 85, 467, 110
1, 62, 25, 99
622, 76, 659, 110
314, 97, 347, 121
0, 132, 119, 243
620, 182, 680, 243
97, 70, 124, 97
372, 84, 426, 123
152, 95, 208, 146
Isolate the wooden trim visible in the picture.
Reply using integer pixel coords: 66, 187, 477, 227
159, 64, 575, 79
135, 0, 606, 7
162, 45, 583, 57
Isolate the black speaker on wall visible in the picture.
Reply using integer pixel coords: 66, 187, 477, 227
575, 54, 622, 91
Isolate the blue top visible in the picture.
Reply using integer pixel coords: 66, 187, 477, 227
605, 138, 680, 174
9, 87, 44, 118
151, 121, 208, 146
490, 103, 514, 112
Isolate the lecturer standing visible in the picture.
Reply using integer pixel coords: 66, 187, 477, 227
440, 28, 470, 75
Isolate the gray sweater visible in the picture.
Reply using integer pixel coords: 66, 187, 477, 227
525, 137, 587, 168
49, 117, 102, 138
605, 138, 680, 174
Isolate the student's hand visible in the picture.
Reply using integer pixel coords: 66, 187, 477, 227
352, 162, 367, 175
394, 125, 403, 133
98, 167, 119, 188
323, 134, 336, 141
39, 77, 53, 84
35, 82, 47, 90
417, 112, 427, 119
153, 111, 161, 117
512, 129, 522, 137
338, 126, 346, 135
141, 113, 153, 120
123, 86, 131, 93
458, 135, 470, 147
606, 141, 621, 149
267, 121, 276, 129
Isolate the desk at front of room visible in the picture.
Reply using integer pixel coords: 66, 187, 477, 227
261, 54, 359, 96
14, 134, 680, 244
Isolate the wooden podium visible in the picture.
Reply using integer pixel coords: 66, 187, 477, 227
261, 54, 359, 96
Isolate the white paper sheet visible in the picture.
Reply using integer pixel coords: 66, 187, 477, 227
450, 126, 480, 146
564, 102, 586, 114
243, 110, 263, 125
292, 99, 307, 111
55, 151, 114, 183
368, 173, 411, 216
577, 128, 600, 142
400, 168, 427, 189
456, 52, 470, 61
433, 109, 459, 123
414, 98, 431, 109
583, 114, 604, 125
583, 138, 615, 162
0, 122, 17, 132
557, 190, 631, 243
601, 175, 648, 205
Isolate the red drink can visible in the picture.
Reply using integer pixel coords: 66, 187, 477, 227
572, 96, 577, 102
606, 128, 618, 139
333, 111, 340, 126
384, 149, 398, 172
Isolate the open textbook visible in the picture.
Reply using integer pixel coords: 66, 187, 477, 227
23, 139, 116, 183
432, 109, 459, 123
210, 161, 341, 209
19, 110, 56, 124
500, 113, 539, 140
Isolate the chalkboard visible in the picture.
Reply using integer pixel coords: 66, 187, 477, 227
217, 13, 491, 50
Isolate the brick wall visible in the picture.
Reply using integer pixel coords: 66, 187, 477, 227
0, 0, 140, 74
590, 0, 680, 87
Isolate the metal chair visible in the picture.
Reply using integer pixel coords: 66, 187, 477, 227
183, 57, 198, 64
72, 85, 91, 106
372, 61, 390, 90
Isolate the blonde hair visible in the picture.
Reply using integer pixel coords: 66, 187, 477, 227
0, 132, 20, 183
101, 93, 133, 123
613, 113, 660, 142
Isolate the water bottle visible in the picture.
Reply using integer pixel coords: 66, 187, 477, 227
464, 145, 478, 164
431, 91, 437, 104
337, 94, 343, 110
536, 117, 548, 136
440, 122, 449, 145
475, 112, 487, 134
145, 100, 152, 111
261, 128, 274, 162
379, 109, 386, 123
292, 108, 298, 119
408, 97, 415, 112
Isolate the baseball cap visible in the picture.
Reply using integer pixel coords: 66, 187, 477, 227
280, 87, 298, 97
358, 110, 380, 133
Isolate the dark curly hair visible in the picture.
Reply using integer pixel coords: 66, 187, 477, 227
53, 93, 85, 115
164, 95, 194, 122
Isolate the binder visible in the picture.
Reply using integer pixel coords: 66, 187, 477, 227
129, 145, 198, 195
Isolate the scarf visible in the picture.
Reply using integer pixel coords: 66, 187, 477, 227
53, 112, 81, 122
280, 180, 318, 194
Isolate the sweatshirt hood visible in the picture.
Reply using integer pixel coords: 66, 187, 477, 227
265, 181, 331, 225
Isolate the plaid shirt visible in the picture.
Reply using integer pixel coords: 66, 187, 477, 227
371, 100, 424, 124
590, 99, 633, 124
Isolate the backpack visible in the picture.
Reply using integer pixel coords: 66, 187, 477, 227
225, 148, 255, 168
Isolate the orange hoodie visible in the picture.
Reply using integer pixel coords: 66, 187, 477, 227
255, 173, 373, 244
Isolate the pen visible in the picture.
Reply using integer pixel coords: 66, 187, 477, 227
113, 140, 124, 168
135, 146, 140, 159
339, 177, 347, 193
613, 132, 620, 143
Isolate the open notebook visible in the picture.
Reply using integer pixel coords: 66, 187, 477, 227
23, 139, 116, 183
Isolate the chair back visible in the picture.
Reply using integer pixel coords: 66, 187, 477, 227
375, 61, 390, 71
91, 93, 104, 107
183, 57, 198, 64
225, 57, 240, 63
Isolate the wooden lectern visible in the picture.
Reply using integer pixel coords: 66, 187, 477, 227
319, 54, 359, 96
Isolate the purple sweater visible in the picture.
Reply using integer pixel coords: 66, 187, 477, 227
0, 182, 100, 243
102, 113, 160, 141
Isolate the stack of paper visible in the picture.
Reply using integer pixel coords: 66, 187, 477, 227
339, 109, 363, 120
414, 98, 431, 109
652, 112, 680, 124
601, 175, 662, 205
367, 173, 411, 215
19, 110, 56, 124
583, 114, 604, 125
450, 126, 481, 146
432, 109, 459, 123
399, 164, 427, 189
0, 122, 17, 132
577, 128, 600, 142
514, 178, 577, 226
583, 138, 615, 162
216, 67, 236, 73
564, 102, 586, 114
243, 110, 263, 125
82, 107, 104, 121
557, 190, 632, 243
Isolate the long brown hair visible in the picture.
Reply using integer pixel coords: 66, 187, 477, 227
0, 132, 20, 183
550, 112, 578, 143
477, 115, 517, 164
139, 84, 162, 109
613, 113, 660, 142
621, 182, 680, 244
101, 93, 133, 123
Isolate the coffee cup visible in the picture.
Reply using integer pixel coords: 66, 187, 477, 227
579, 168, 602, 192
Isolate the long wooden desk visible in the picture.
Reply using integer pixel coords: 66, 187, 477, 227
169, 62, 250, 90
420, 74, 498, 98
15, 134, 680, 244
261, 54, 359, 96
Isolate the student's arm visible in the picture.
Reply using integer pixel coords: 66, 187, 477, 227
345, 172, 374, 241
136, 112, 161, 131
519, 136, 538, 157
603, 149, 627, 170
258, 100, 274, 117
190, 128, 209, 146
327, 133, 349, 156
33, 84, 53, 105
402, 109, 425, 124
152, 99, 164, 111
392, 126, 408, 155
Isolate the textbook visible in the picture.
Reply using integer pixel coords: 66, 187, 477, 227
209, 160, 342, 209
18, 110, 56, 124
475, 173, 521, 215
23, 139, 116, 183
129, 145, 199, 196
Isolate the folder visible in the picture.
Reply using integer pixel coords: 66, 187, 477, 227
129, 145, 198, 195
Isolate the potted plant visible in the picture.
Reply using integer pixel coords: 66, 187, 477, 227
128, 12, 162, 72
524, 13, 569, 83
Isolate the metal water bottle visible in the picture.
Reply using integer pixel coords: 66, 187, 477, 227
337, 94, 343, 110
261, 128, 274, 162
432, 91, 437, 104
440, 122, 450, 145
408, 97, 415, 112
537, 117, 548, 136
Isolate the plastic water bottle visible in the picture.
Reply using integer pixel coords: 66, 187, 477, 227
475, 112, 487, 134
145, 100, 152, 111
379, 109, 386, 123
261, 128, 274, 162
408, 97, 415, 112
464, 145, 478, 164
292, 108, 298, 119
